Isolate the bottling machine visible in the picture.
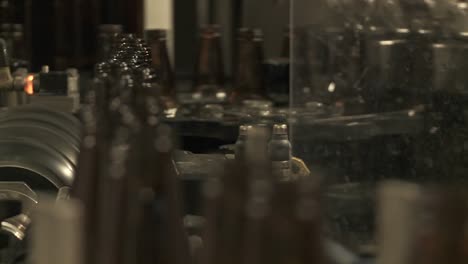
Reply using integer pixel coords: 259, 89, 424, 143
0, 1, 466, 264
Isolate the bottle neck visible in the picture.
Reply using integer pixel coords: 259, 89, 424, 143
150, 39, 168, 66
233, 39, 264, 98
149, 39, 175, 98
195, 36, 225, 87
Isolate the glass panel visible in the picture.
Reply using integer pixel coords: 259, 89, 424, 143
291, 0, 468, 254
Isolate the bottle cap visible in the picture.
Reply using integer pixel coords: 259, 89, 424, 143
239, 125, 253, 136
272, 124, 288, 135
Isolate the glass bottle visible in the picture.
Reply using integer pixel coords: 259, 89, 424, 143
268, 124, 292, 181
235, 124, 252, 161
146, 29, 177, 108
230, 28, 266, 104
193, 24, 225, 99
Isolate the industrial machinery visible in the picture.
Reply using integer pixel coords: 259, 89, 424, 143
0, 0, 466, 264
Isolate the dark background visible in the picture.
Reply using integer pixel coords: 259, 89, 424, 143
3, 0, 289, 79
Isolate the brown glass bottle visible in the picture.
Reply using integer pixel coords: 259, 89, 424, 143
11, 24, 24, 60
193, 25, 225, 97
230, 28, 266, 104
145, 29, 177, 108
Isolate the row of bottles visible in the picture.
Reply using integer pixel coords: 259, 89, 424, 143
200, 125, 324, 264
194, 26, 289, 104
97, 24, 290, 107
191, 25, 289, 103
235, 124, 293, 181
69, 33, 190, 264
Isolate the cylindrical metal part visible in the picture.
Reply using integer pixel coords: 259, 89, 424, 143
235, 124, 252, 161
0, 106, 81, 189
1, 213, 31, 241
245, 124, 272, 169
268, 124, 292, 181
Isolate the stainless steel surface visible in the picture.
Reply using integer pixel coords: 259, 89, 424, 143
1, 213, 31, 240
0, 138, 75, 188
9, 104, 82, 129
0, 182, 36, 242
0, 117, 80, 143
0, 124, 79, 166
55, 186, 71, 201
0, 106, 81, 141
0, 186, 71, 243
0, 182, 38, 211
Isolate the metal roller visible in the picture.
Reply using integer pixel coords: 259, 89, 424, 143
0, 137, 76, 190
0, 106, 81, 128
7, 105, 81, 128
0, 124, 79, 166
0, 111, 81, 143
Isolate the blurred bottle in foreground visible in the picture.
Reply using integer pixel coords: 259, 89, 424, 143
377, 181, 468, 264
29, 197, 83, 264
